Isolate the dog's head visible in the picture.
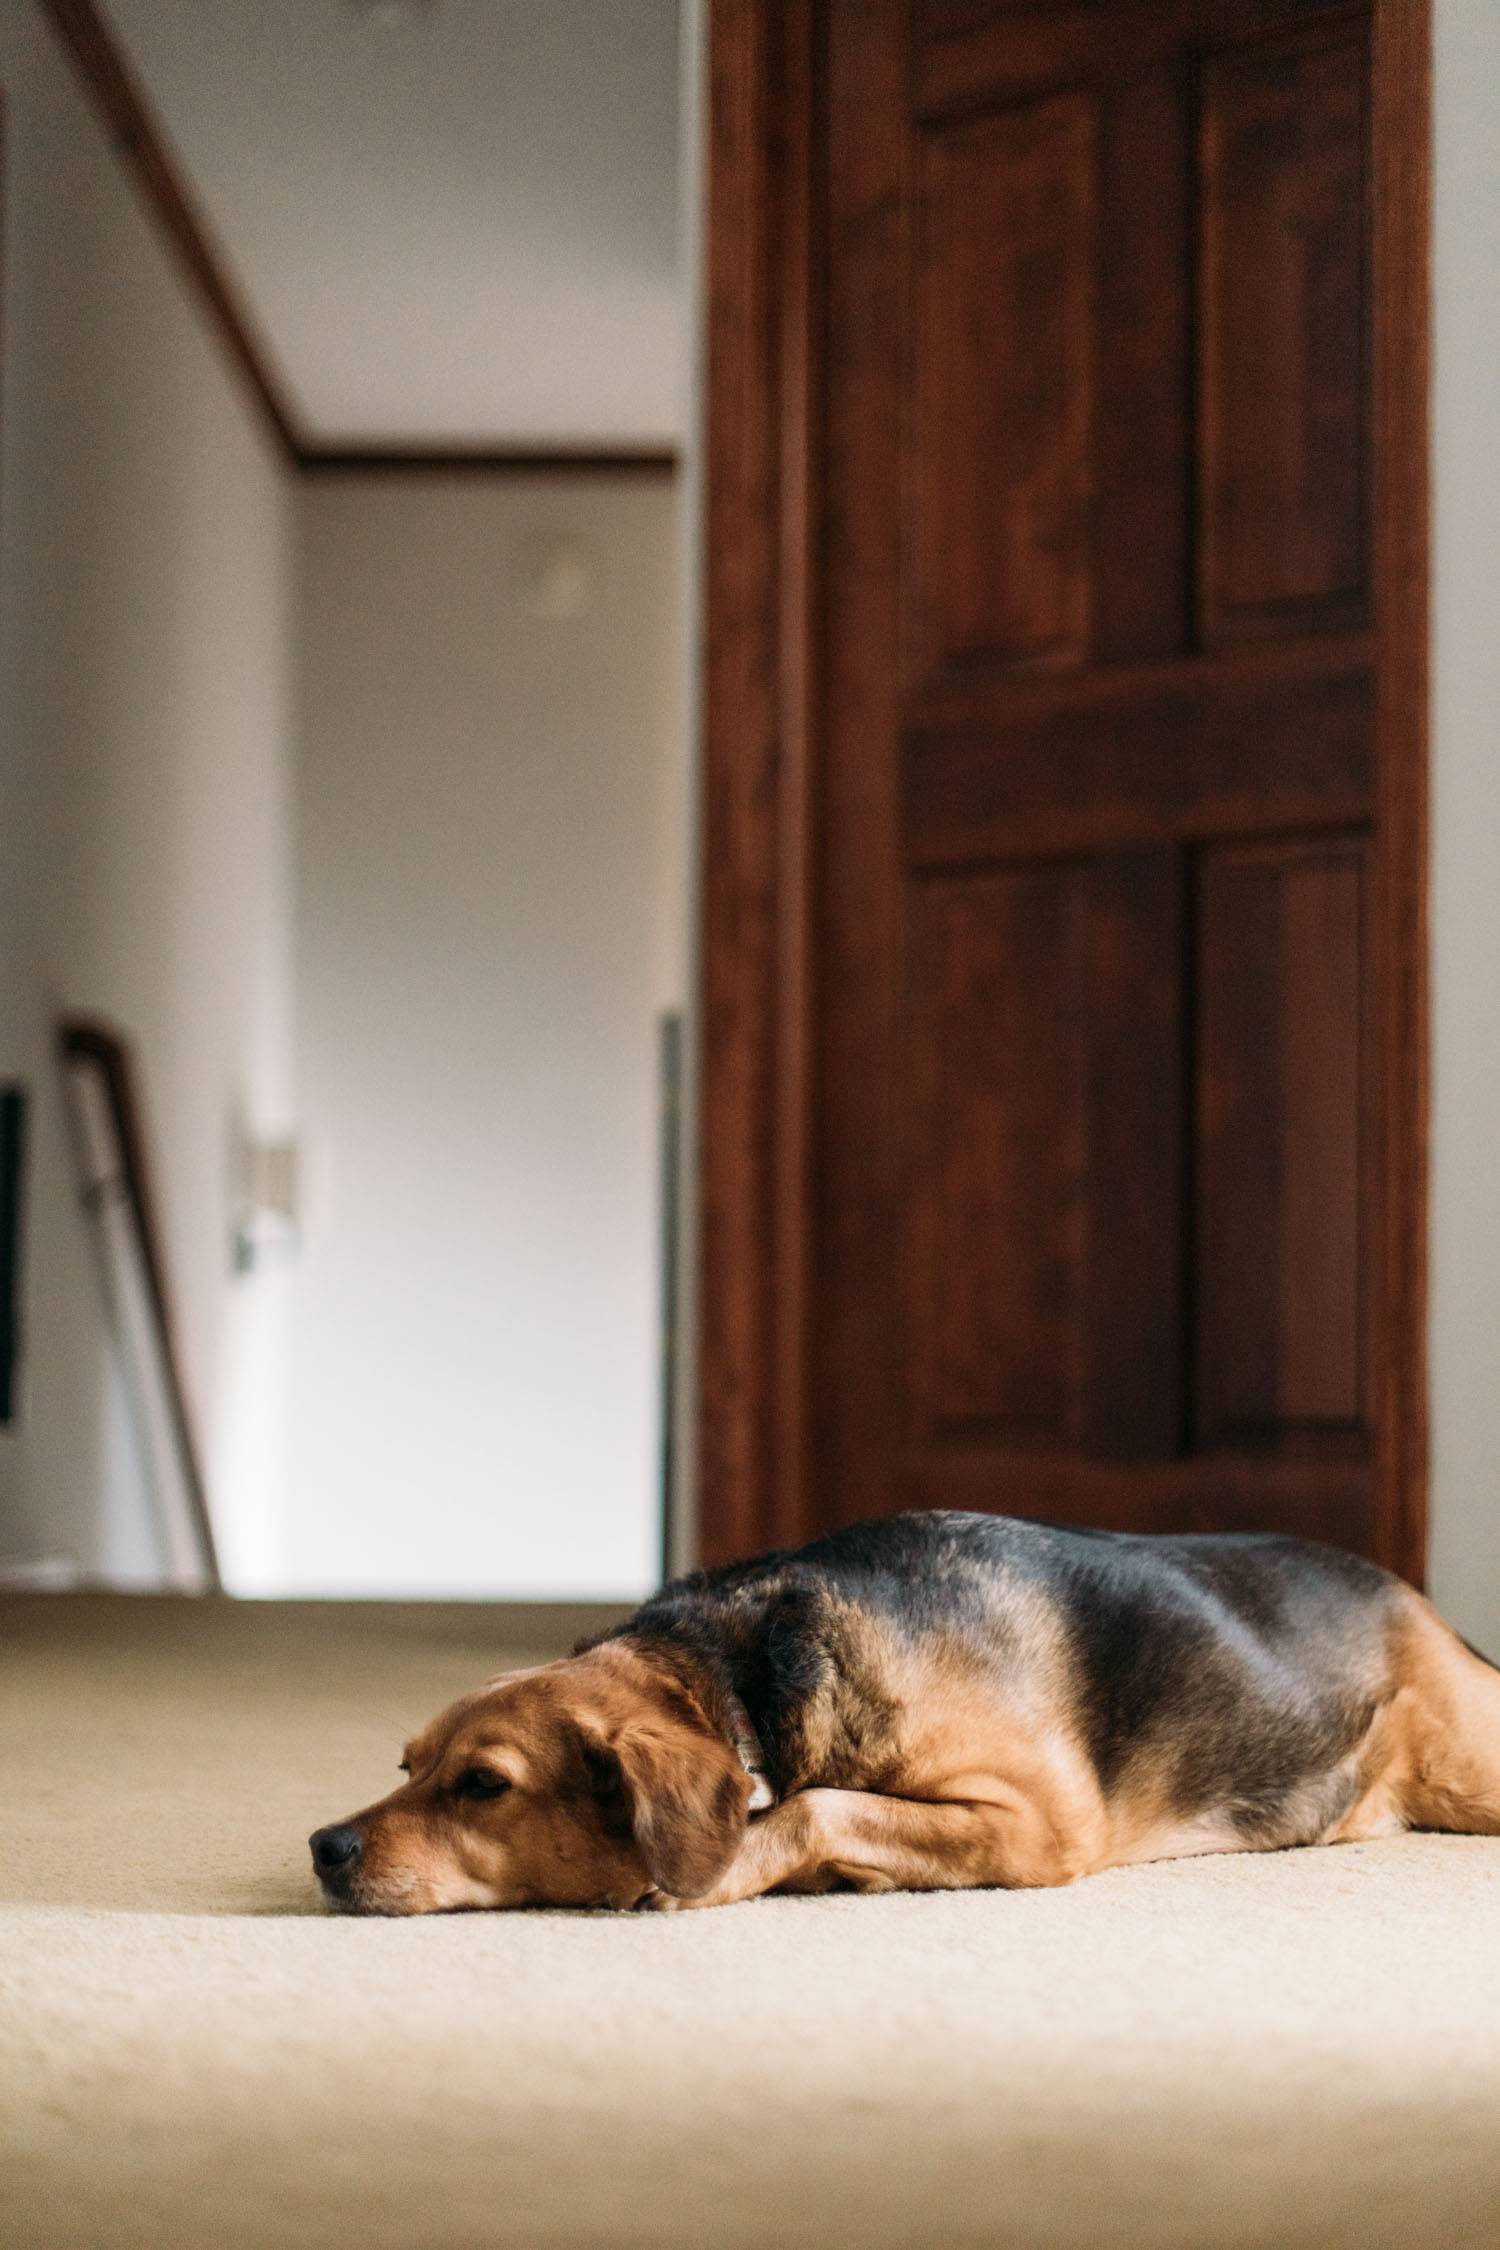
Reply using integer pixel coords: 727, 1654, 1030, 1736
309, 1643, 752, 1914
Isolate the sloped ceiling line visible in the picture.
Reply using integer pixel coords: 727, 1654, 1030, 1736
37, 0, 678, 475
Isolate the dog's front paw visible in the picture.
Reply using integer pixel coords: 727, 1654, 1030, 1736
633, 1886, 733, 1912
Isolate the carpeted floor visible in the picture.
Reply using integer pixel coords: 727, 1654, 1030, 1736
4, 1595, 1500, 2250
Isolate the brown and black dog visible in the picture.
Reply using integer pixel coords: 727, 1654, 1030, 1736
310, 1511, 1500, 1914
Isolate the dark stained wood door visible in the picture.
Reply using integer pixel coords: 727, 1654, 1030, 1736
698, 0, 1429, 1572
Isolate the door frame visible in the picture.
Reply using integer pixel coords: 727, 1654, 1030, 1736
695, 0, 1431, 1579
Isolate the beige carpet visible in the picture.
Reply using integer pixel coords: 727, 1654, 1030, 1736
4, 1595, 1500, 2250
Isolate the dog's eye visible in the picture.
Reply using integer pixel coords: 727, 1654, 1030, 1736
453, 1767, 510, 1801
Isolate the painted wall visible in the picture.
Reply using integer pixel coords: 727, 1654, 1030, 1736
1427, 0, 1500, 1651
285, 474, 682, 1598
0, 9, 297, 1590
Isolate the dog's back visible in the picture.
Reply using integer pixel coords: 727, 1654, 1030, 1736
595, 1511, 1430, 1858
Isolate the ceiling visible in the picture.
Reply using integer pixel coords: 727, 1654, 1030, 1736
102, 0, 683, 447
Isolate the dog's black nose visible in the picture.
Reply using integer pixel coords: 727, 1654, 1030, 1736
310, 1824, 362, 1877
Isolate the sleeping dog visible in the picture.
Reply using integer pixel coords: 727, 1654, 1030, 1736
310, 1511, 1500, 1914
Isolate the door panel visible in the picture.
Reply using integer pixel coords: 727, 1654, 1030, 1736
903, 850, 1186, 1467
1199, 20, 1369, 636
814, 0, 1378, 1546
904, 864, 1086, 1445
911, 92, 1097, 675
1196, 837, 1366, 1448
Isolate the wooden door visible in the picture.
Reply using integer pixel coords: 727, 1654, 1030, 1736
699, 0, 1428, 1573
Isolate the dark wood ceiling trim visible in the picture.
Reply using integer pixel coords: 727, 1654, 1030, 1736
299, 445, 678, 477
40, 0, 301, 465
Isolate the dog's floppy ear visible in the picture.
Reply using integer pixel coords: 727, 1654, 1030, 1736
582, 1720, 750, 1899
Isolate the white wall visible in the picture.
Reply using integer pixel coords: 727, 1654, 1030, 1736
0, 7, 297, 1590
1427, 0, 1500, 1652
286, 474, 682, 1598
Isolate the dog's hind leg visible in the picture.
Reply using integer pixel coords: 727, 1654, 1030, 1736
1379, 1597, 1500, 1838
